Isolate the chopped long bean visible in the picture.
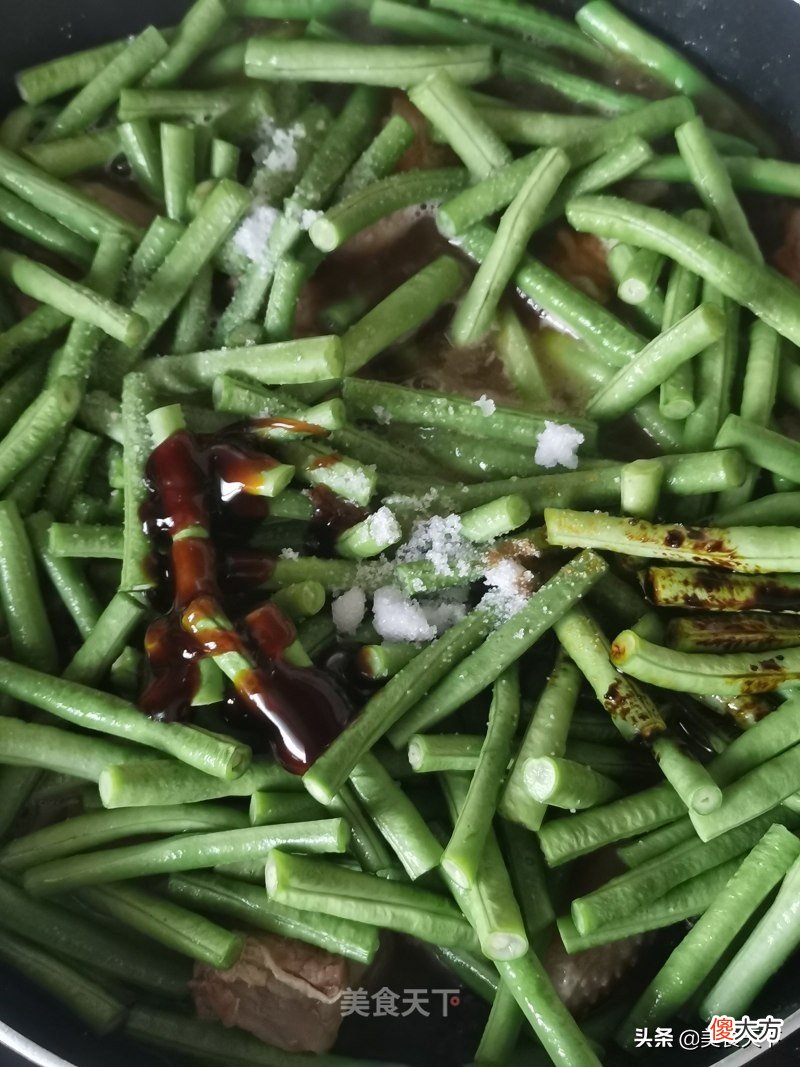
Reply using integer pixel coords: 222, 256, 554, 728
457, 223, 646, 369
142, 0, 229, 90
555, 605, 665, 742
658, 208, 709, 419
586, 302, 725, 422
166, 871, 379, 964
348, 752, 443, 879
501, 652, 581, 830
266, 848, 479, 953
0, 377, 81, 497
99, 756, 301, 809
161, 122, 196, 223
611, 629, 800, 697
688, 747, 800, 841
0, 718, 147, 783
0, 876, 190, 998
498, 953, 602, 1067
25, 818, 348, 896
79, 882, 243, 969
0, 658, 251, 779
100, 179, 251, 385
452, 147, 569, 345
525, 756, 621, 810
546, 510, 798, 573
440, 773, 527, 961
567, 196, 800, 348
433, 0, 605, 64
700, 851, 800, 1020
126, 1003, 389, 1065
0, 501, 58, 672
388, 551, 607, 745
442, 667, 519, 888
576, 0, 772, 153
48, 434, 106, 515
45, 26, 168, 140
408, 71, 510, 179
539, 782, 687, 867
0, 186, 92, 266
305, 610, 492, 805
26, 512, 101, 639
310, 166, 468, 252
407, 734, 482, 773
557, 858, 741, 952
0, 143, 141, 242
246, 39, 494, 88
0, 803, 247, 871
0, 926, 127, 1035
619, 824, 800, 1040
144, 336, 343, 394
571, 809, 797, 936
341, 255, 465, 376
0, 250, 144, 346
499, 52, 640, 118
344, 378, 596, 452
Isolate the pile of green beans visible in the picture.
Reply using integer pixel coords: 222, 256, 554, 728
0, 0, 799, 1062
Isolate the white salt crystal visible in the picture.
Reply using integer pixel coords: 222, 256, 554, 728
396, 514, 477, 577
534, 421, 585, 470
365, 506, 401, 546
232, 204, 279, 263
384, 487, 438, 512
479, 558, 532, 622
279, 548, 299, 560
355, 558, 394, 589
253, 118, 304, 176
372, 586, 436, 643
373, 405, 392, 425
473, 394, 496, 417
300, 209, 322, 231
421, 596, 467, 634
332, 588, 366, 634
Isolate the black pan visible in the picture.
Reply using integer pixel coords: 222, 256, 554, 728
0, 2, 799, 1065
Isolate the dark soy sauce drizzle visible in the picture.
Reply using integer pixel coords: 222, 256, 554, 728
139, 423, 355, 772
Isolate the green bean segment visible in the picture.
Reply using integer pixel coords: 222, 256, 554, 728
1, 3, 800, 1057
245, 39, 493, 88
545, 510, 800, 574
619, 824, 800, 1041
567, 196, 800, 348
24, 819, 349, 895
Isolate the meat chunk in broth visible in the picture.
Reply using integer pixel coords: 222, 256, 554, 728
191, 932, 352, 1053
773, 206, 800, 285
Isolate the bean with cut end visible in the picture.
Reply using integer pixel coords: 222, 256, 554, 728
25, 819, 349, 896
78, 882, 243, 969
619, 824, 800, 1040
166, 871, 379, 964
567, 195, 800, 347
408, 70, 510, 179
0, 926, 127, 1035
546, 509, 797, 574
245, 39, 494, 88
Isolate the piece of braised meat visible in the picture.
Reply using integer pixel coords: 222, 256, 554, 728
191, 932, 351, 1054
544, 932, 648, 1017
773, 205, 800, 285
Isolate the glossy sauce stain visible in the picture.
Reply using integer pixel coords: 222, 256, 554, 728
139, 422, 355, 770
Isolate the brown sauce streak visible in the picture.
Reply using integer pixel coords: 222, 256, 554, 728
647, 567, 800, 613
602, 678, 661, 738
667, 614, 800, 652
309, 452, 343, 470
138, 425, 354, 769
248, 416, 328, 437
